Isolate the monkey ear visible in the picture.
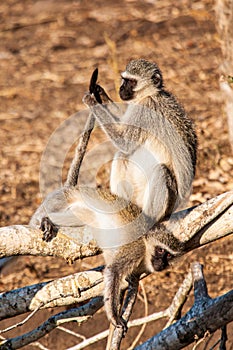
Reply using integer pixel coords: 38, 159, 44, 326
151, 73, 162, 88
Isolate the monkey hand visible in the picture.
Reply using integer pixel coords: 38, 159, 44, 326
40, 216, 59, 242
82, 92, 98, 108
83, 87, 112, 107
94, 84, 113, 104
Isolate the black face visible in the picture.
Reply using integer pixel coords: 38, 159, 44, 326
151, 246, 173, 272
119, 78, 137, 101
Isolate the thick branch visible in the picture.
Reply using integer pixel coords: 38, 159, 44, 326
135, 263, 233, 350
0, 225, 100, 263
1, 191, 233, 263
161, 190, 233, 250
0, 269, 104, 320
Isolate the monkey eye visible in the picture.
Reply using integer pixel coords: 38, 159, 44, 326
157, 247, 165, 255
129, 79, 137, 88
121, 78, 137, 88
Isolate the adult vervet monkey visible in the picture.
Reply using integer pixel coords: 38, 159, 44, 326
83, 59, 197, 222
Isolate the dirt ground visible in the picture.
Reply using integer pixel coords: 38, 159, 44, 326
0, 0, 233, 349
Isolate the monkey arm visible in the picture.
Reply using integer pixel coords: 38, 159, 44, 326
83, 93, 140, 154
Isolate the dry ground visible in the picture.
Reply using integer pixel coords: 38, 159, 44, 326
0, 0, 233, 349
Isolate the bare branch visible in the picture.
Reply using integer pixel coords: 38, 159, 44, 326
66, 329, 109, 350
0, 225, 100, 263
161, 190, 233, 249
0, 269, 104, 321
164, 269, 193, 328
0, 297, 103, 350
135, 263, 233, 350
127, 281, 148, 349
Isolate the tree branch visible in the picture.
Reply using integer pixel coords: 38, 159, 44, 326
0, 297, 103, 350
135, 262, 233, 350
1, 191, 233, 349
160, 190, 233, 250
0, 225, 100, 263
0, 269, 104, 321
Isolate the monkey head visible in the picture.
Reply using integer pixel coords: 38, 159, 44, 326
151, 246, 174, 271
143, 226, 184, 273
119, 59, 163, 101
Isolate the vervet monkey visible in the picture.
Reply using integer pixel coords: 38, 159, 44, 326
37, 183, 184, 331
103, 223, 184, 331
83, 59, 197, 223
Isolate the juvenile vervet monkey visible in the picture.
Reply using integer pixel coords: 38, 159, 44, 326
38, 183, 184, 331
103, 225, 184, 331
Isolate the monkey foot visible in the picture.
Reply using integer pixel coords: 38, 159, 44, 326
114, 317, 128, 337
40, 216, 59, 242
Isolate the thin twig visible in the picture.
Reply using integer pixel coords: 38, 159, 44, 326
192, 331, 211, 350
1, 19, 57, 32
57, 326, 86, 341
66, 329, 109, 350
165, 269, 193, 328
0, 306, 41, 334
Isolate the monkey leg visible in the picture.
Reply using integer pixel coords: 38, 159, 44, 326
121, 274, 140, 329
123, 274, 139, 312
104, 265, 127, 332
143, 163, 178, 221
40, 216, 59, 242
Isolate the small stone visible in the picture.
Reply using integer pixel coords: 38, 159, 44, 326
220, 158, 233, 172
208, 169, 221, 181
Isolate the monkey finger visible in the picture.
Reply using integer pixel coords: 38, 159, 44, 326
95, 84, 113, 104
117, 317, 128, 337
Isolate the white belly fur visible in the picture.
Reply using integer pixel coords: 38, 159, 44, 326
110, 138, 171, 208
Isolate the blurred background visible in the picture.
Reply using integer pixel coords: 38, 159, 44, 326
0, 0, 233, 348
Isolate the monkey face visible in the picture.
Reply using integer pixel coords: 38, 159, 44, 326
119, 77, 137, 101
151, 246, 173, 271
